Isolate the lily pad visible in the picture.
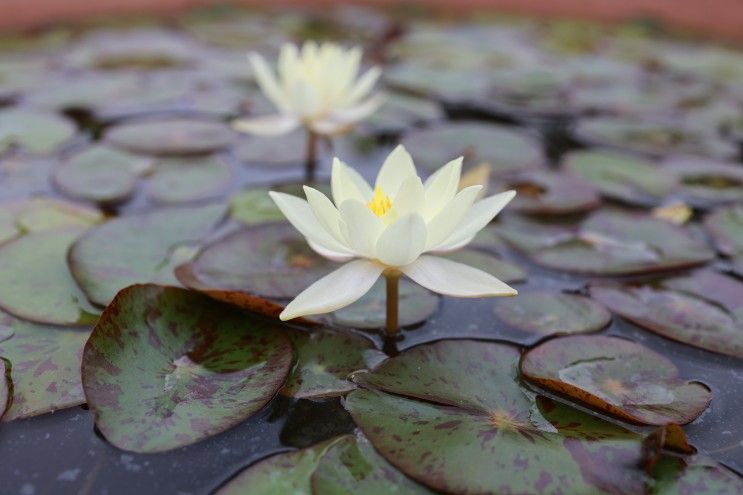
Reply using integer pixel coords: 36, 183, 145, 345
148, 156, 232, 204
82, 284, 293, 453
704, 205, 743, 256
521, 335, 711, 425
401, 121, 546, 174
360, 93, 443, 135
0, 312, 88, 421
0, 197, 102, 243
563, 150, 676, 205
494, 292, 610, 336
0, 108, 76, 154
500, 171, 601, 215
281, 329, 385, 399
234, 131, 307, 167
105, 118, 233, 156
500, 210, 714, 275
346, 340, 649, 494
0, 228, 100, 326
441, 248, 526, 283
591, 270, 743, 357
69, 203, 226, 306
663, 156, 743, 208
230, 183, 332, 227
650, 455, 743, 495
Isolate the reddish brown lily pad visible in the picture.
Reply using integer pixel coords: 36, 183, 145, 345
82, 284, 293, 453
591, 270, 743, 357
494, 292, 610, 336
499, 171, 601, 215
105, 118, 234, 156
521, 335, 711, 425
704, 205, 743, 256
663, 156, 743, 208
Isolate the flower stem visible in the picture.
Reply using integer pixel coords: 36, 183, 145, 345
384, 269, 401, 338
305, 129, 318, 183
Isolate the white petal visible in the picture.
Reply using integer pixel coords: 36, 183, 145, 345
402, 255, 517, 297
268, 192, 353, 256
280, 259, 384, 320
303, 186, 343, 242
232, 114, 300, 136
392, 175, 425, 217
338, 199, 385, 258
433, 190, 516, 251
249, 53, 287, 111
423, 157, 462, 220
375, 144, 417, 197
331, 158, 373, 206
376, 213, 427, 267
307, 239, 355, 262
348, 66, 382, 103
424, 185, 482, 250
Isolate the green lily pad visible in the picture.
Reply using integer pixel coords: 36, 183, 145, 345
650, 455, 743, 494
69, 203, 226, 306
0, 197, 102, 243
230, 183, 332, 227
663, 156, 743, 208
233, 131, 306, 167
217, 436, 345, 495
521, 335, 711, 425
501, 171, 601, 215
385, 63, 493, 104
327, 278, 439, 329
704, 205, 743, 256
148, 156, 232, 204
82, 284, 293, 453
346, 340, 649, 494
281, 329, 385, 399
311, 432, 434, 494
401, 121, 545, 174
0, 358, 9, 419
591, 270, 743, 357
0, 228, 100, 326
0, 108, 76, 154
0, 312, 88, 421
441, 248, 526, 283
105, 118, 233, 156
500, 210, 714, 275
494, 292, 610, 336
563, 150, 676, 205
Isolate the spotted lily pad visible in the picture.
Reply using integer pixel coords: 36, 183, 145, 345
82, 285, 293, 453
401, 121, 546, 174
105, 118, 233, 156
346, 340, 650, 494
704, 205, 743, 256
563, 150, 676, 206
521, 335, 711, 425
281, 329, 385, 399
663, 156, 743, 208
0, 228, 99, 326
69, 203, 226, 306
650, 455, 743, 494
0, 108, 76, 154
591, 270, 743, 357
500, 210, 714, 275
494, 292, 610, 336
148, 156, 232, 204
500, 171, 601, 215
0, 312, 88, 421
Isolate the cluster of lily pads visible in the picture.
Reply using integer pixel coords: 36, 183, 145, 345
0, 5, 742, 494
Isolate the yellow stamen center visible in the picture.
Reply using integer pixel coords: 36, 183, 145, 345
367, 186, 392, 217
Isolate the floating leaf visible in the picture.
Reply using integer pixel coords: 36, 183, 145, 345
563, 150, 676, 205
281, 329, 385, 399
0, 228, 99, 326
591, 270, 743, 357
442, 248, 526, 283
501, 171, 600, 215
0, 312, 88, 421
0, 197, 102, 241
650, 455, 743, 495
521, 335, 711, 425
148, 155, 232, 204
346, 340, 649, 494
494, 292, 610, 336
230, 183, 331, 227
234, 131, 306, 167
105, 118, 233, 156
82, 285, 293, 453
704, 205, 743, 256
69, 203, 226, 306
360, 93, 443, 135
663, 156, 743, 208
0, 108, 76, 154
401, 121, 545, 174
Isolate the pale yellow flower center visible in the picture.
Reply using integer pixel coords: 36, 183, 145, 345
367, 186, 392, 217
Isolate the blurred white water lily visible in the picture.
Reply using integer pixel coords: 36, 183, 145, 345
234, 41, 385, 136
270, 145, 518, 321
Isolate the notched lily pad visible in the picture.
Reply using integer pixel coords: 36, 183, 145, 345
591, 270, 743, 357
0, 108, 76, 154
346, 340, 650, 495
663, 156, 743, 208
0, 228, 99, 326
105, 118, 233, 156
82, 284, 293, 453
494, 292, 610, 336
499, 171, 601, 215
69, 203, 226, 306
0, 312, 88, 421
148, 155, 232, 204
704, 205, 743, 256
521, 335, 711, 425
282, 329, 385, 399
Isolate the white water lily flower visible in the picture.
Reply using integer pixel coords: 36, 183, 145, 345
270, 145, 518, 321
234, 41, 385, 136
